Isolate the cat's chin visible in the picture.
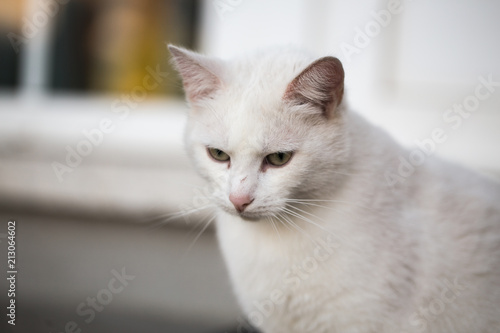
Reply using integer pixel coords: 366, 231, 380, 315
221, 207, 269, 222
238, 213, 265, 222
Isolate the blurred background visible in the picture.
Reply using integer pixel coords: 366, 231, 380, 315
0, 0, 499, 332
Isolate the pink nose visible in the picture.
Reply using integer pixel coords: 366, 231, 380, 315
229, 193, 254, 213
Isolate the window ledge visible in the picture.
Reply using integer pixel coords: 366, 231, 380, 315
0, 95, 208, 224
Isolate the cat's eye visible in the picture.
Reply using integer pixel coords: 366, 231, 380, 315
208, 147, 230, 162
266, 152, 293, 167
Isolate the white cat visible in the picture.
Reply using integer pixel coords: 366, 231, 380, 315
169, 45, 500, 333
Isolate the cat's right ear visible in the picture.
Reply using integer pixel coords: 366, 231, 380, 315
168, 45, 223, 104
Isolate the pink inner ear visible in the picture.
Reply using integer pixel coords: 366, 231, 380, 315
181, 63, 221, 101
169, 46, 222, 102
283, 56, 344, 116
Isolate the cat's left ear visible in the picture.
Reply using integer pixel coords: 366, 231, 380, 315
168, 45, 223, 104
283, 56, 344, 118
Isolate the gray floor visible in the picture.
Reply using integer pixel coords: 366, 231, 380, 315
0, 211, 258, 333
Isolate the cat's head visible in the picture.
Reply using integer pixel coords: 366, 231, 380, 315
169, 45, 349, 221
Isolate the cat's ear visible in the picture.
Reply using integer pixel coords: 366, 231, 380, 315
283, 56, 344, 118
168, 45, 223, 103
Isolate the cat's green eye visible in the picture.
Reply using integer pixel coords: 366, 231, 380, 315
208, 147, 230, 162
266, 152, 293, 167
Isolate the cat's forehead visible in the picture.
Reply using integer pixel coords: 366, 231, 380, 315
196, 94, 301, 155
228, 108, 298, 153
229, 50, 313, 93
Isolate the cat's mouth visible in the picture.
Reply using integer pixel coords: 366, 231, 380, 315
238, 212, 263, 222
221, 204, 270, 221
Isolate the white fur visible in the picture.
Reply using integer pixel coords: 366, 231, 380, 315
170, 45, 500, 333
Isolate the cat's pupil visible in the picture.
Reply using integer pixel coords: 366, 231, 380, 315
207, 147, 230, 162
266, 151, 292, 167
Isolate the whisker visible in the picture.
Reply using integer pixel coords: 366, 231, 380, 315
183, 210, 214, 237
285, 200, 358, 223
285, 203, 320, 220
268, 216, 282, 243
145, 204, 211, 222
284, 204, 362, 251
286, 199, 379, 225
288, 201, 339, 212
182, 215, 216, 259
286, 203, 353, 228
146, 204, 215, 231
279, 211, 321, 247
286, 198, 375, 212
273, 213, 293, 232
281, 205, 348, 244
281, 206, 322, 228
